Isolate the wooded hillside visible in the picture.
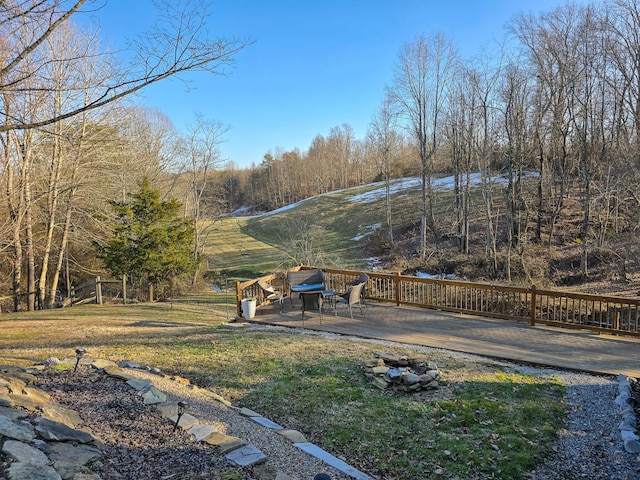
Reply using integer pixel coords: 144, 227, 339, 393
3, 0, 640, 311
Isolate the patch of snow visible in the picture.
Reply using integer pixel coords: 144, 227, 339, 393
251, 172, 539, 217
231, 205, 253, 216
353, 223, 381, 241
349, 172, 538, 204
256, 187, 348, 218
415, 271, 458, 280
349, 177, 421, 204
366, 257, 383, 270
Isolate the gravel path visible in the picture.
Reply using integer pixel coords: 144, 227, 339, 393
526, 371, 640, 480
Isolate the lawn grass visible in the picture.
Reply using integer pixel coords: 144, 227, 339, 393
205, 217, 288, 282
0, 299, 566, 479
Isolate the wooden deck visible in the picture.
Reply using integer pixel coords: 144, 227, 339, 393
244, 299, 640, 378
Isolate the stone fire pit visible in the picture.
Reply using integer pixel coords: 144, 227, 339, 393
364, 352, 441, 392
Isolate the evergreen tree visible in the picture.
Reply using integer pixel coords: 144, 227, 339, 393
97, 178, 196, 301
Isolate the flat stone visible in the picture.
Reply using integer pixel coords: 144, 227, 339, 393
89, 359, 117, 370
23, 386, 50, 401
201, 430, 229, 445
52, 462, 86, 480
103, 365, 136, 380
2, 439, 50, 465
119, 361, 142, 369
155, 401, 179, 417
402, 373, 421, 385
6, 462, 62, 480
35, 417, 94, 443
250, 416, 283, 429
0, 415, 36, 442
0, 375, 26, 393
373, 352, 400, 362
188, 424, 217, 442
202, 431, 245, 453
9, 391, 49, 411
225, 444, 267, 467
0, 406, 28, 420
0, 392, 15, 407
295, 442, 371, 480
70, 474, 102, 480
138, 385, 166, 405
49, 442, 103, 467
277, 429, 307, 443
372, 377, 389, 390
0, 365, 27, 373
126, 378, 151, 391
621, 430, 639, 442
1, 370, 37, 385
372, 366, 389, 375
239, 407, 261, 417
41, 403, 83, 427
251, 463, 278, 479
169, 412, 199, 430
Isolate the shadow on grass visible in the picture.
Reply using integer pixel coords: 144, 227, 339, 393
128, 320, 209, 328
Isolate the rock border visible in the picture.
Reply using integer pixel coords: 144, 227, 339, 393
616, 374, 640, 454
0, 358, 372, 480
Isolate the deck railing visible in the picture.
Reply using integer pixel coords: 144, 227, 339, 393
237, 266, 640, 337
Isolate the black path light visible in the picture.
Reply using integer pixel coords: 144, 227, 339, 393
173, 401, 188, 433
74, 348, 86, 372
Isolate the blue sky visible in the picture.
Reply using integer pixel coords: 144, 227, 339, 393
90, 0, 579, 168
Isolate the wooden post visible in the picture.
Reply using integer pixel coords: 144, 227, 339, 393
236, 281, 242, 317
96, 276, 102, 305
530, 285, 536, 326
122, 275, 127, 305
395, 271, 402, 307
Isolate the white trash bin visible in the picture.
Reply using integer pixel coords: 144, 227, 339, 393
241, 298, 256, 319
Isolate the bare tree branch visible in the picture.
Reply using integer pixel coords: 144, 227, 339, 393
0, 0, 251, 133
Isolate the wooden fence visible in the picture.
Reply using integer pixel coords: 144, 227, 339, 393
237, 266, 640, 337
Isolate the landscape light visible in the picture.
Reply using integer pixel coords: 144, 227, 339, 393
74, 348, 86, 372
173, 401, 188, 433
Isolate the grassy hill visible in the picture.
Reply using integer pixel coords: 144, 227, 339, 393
204, 176, 640, 297
205, 178, 467, 281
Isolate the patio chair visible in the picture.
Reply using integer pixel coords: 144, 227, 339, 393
335, 273, 369, 320
346, 272, 370, 306
257, 279, 284, 313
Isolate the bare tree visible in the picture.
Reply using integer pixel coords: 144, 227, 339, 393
389, 33, 457, 258
368, 94, 400, 246
500, 62, 534, 281
510, 5, 581, 247
182, 114, 228, 285
446, 71, 474, 256
0, 0, 249, 133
